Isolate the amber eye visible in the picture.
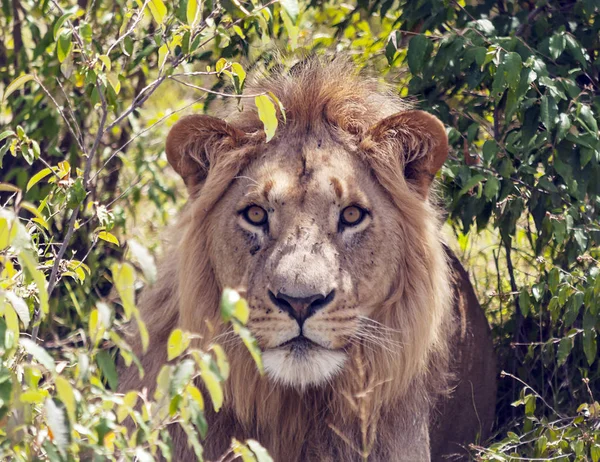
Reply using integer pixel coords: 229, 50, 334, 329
243, 205, 268, 226
340, 206, 366, 227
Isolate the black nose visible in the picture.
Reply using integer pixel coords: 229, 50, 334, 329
269, 290, 335, 325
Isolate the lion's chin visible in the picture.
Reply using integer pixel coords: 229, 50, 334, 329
263, 345, 347, 389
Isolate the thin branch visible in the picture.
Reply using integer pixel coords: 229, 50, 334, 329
169, 76, 267, 98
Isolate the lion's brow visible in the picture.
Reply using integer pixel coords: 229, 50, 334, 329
330, 177, 344, 200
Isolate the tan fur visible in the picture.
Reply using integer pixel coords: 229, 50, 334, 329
119, 57, 496, 461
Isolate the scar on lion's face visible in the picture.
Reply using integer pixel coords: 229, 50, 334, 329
209, 135, 404, 388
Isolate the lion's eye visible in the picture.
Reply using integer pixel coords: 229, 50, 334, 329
243, 205, 268, 226
340, 206, 366, 227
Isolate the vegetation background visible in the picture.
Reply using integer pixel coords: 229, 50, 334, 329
1, 0, 599, 460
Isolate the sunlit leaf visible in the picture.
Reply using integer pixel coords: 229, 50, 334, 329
3, 74, 34, 101
21, 338, 55, 371
255, 95, 278, 142
167, 328, 190, 361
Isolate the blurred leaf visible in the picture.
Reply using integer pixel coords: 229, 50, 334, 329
255, 95, 278, 142
54, 377, 76, 424
111, 262, 136, 318
96, 351, 118, 390
98, 231, 120, 246
3, 74, 34, 101
20, 338, 55, 371
167, 328, 191, 361
45, 398, 70, 454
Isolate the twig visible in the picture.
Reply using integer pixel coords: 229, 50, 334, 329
169, 76, 267, 98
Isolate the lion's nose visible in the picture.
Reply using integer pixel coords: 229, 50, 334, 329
268, 290, 335, 325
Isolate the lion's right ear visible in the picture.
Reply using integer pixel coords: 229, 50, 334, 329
166, 115, 248, 189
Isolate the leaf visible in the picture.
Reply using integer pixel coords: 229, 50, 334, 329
98, 55, 111, 71
255, 95, 278, 142
583, 329, 597, 366
578, 104, 598, 134
280, 0, 299, 22
483, 176, 499, 199
557, 336, 573, 366
117, 391, 138, 423
20, 338, 56, 371
26, 168, 53, 192
3, 74, 34, 101
540, 95, 557, 130
459, 175, 486, 197
167, 328, 191, 361
555, 113, 570, 142
111, 262, 136, 318
247, 440, 274, 462
591, 443, 600, 462
98, 231, 120, 246
198, 355, 223, 412
19, 251, 49, 316
45, 398, 70, 454
54, 377, 76, 423
57, 31, 73, 63
96, 350, 118, 390
158, 44, 169, 69
407, 35, 432, 75
210, 344, 230, 380
53, 13, 73, 39
234, 324, 263, 374
170, 359, 195, 397
0, 131, 15, 143
518, 290, 531, 317
187, 0, 200, 26
146, 0, 167, 25
5, 291, 30, 328
128, 239, 157, 284
504, 52, 522, 91
549, 33, 566, 60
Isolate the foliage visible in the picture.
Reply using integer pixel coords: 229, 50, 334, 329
1, 0, 600, 460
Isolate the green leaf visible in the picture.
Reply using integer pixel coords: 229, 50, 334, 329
53, 13, 73, 39
519, 290, 531, 317
57, 31, 73, 63
280, 0, 299, 22
557, 336, 573, 366
565, 35, 588, 67
3, 74, 34, 101
555, 113, 571, 142
483, 176, 499, 199
210, 344, 230, 380
407, 35, 432, 75
540, 95, 557, 130
583, 329, 597, 366
591, 443, 600, 462
20, 338, 56, 371
111, 262, 136, 318
20, 251, 49, 316
0, 131, 15, 143
578, 104, 598, 134
549, 33, 566, 60
167, 328, 191, 361
5, 291, 30, 328
96, 350, 118, 390
504, 52, 522, 91
255, 95, 278, 142
459, 175, 485, 197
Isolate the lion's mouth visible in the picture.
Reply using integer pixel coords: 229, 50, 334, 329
278, 335, 316, 350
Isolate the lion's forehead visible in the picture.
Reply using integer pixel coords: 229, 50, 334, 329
241, 145, 366, 210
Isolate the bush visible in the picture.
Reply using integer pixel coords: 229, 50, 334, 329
1, 0, 599, 460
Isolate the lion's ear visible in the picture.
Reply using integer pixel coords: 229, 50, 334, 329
166, 115, 248, 189
363, 110, 448, 198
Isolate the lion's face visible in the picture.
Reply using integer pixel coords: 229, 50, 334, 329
207, 134, 404, 388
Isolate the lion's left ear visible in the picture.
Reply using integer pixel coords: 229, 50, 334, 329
362, 110, 448, 198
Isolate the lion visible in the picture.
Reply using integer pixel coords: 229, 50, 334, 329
119, 57, 497, 461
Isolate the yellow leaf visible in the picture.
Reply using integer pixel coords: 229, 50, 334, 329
117, 391, 138, 422
210, 344, 230, 379
98, 231, 120, 246
199, 358, 223, 412
111, 263, 136, 318
3, 74, 34, 101
186, 384, 204, 411
98, 55, 111, 71
0, 217, 18, 251
234, 298, 249, 325
26, 168, 53, 191
255, 95, 278, 142
134, 309, 149, 352
55, 376, 76, 424
187, 0, 199, 26
167, 328, 190, 361
88, 309, 104, 346
231, 63, 246, 85
215, 58, 228, 73
158, 44, 169, 69
145, 0, 167, 24
20, 389, 46, 404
